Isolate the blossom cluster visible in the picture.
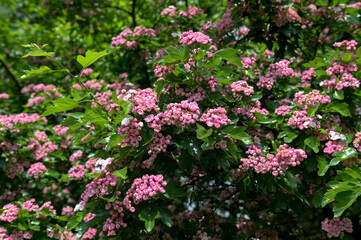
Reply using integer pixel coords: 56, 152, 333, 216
239, 144, 307, 176
111, 27, 156, 49
200, 107, 231, 128
321, 217, 353, 238
179, 31, 212, 45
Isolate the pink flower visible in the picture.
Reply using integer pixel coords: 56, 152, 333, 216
27, 162, 47, 178
179, 30, 212, 45
0, 204, 19, 222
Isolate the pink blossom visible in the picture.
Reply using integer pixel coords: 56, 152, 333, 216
27, 162, 47, 178
321, 217, 353, 238
68, 164, 86, 180
179, 30, 212, 45
0, 204, 19, 222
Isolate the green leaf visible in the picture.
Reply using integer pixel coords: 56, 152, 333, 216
333, 90, 344, 100
105, 134, 126, 151
317, 156, 329, 176
22, 44, 54, 58
333, 191, 361, 217
67, 212, 83, 230
341, 52, 353, 63
139, 206, 159, 232
223, 126, 252, 145
41, 98, 79, 117
113, 167, 128, 179
155, 79, 167, 96
196, 124, 213, 139
332, 147, 358, 161
322, 191, 337, 207
76, 50, 108, 68
20, 66, 56, 79
327, 101, 350, 116
214, 48, 243, 68
357, 47, 361, 59
304, 136, 320, 153
165, 47, 182, 61
159, 208, 173, 227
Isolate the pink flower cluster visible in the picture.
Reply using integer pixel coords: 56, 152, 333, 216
179, 31, 212, 45
273, 6, 301, 27
145, 101, 200, 132
124, 174, 167, 204
118, 117, 143, 147
180, 6, 204, 18
353, 132, 361, 151
80, 68, 94, 77
70, 150, 83, 162
288, 110, 320, 130
161, 6, 203, 18
324, 141, 347, 154
333, 40, 358, 51
84, 212, 96, 222
239, 144, 307, 176
236, 28, 250, 36
154, 65, 174, 77
301, 68, 316, 82
241, 55, 256, 69
146, 133, 172, 167
0, 93, 9, 99
321, 62, 359, 90
53, 125, 69, 136
293, 90, 331, 107
111, 27, 156, 49
27, 162, 47, 178
175, 86, 206, 102
27, 138, 58, 160
200, 107, 231, 128
37, 201, 57, 217
22, 199, 39, 212
82, 227, 97, 240
0, 228, 32, 239
0, 113, 45, 131
321, 217, 353, 238
61, 206, 74, 216
216, 8, 234, 34
81, 172, 118, 203
0, 204, 19, 222
195, 76, 219, 92
227, 80, 254, 99
21, 83, 58, 96
68, 164, 86, 180
258, 60, 294, 90
120, 88, 160, 115
275, 105, 292, 116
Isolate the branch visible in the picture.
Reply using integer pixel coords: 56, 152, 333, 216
131, 0, 137, 27
102, 4, 132, 15
0, 58, 26, 107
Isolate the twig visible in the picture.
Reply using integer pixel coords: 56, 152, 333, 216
0, 58, 26, 107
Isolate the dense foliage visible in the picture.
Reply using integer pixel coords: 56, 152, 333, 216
1, 0, 361, 239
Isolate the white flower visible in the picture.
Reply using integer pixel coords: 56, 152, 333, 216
329, 131, 347, 141
123, 94, 132, 101
74, 201, 85, 212
316, 114, 322, 119
121, 118, 130, 126
139, 121, 144, 127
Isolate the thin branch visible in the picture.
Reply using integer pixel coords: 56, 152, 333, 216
102, 4, 132, 15
0, 58, 26, 107
131, 0, 137, 27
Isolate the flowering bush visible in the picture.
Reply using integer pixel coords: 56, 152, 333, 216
1, 0, 361, 239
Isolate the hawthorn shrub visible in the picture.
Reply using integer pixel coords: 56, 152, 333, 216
1, 0, 361, 239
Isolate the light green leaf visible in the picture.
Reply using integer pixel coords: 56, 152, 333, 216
76, 50, 108, 68
215, 48, 243, 68
113, 167, 128, 179
21, 66, 57, 79
41, 98, 79, 117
